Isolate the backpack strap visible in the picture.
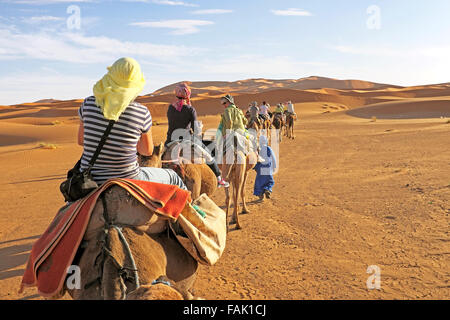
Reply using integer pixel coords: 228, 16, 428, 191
88, 120, 115, 169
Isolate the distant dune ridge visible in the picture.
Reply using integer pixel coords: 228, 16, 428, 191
1, 76, 450, 120
151, 76, 400, 96
33, 99, 61, 104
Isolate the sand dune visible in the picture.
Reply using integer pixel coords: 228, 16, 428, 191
3, 77, 450, 122
0, 77, 448, 139
347, 98, 450, 119
33, 99, 61, 104
1, 77, 449, 300
152, 76, 397, 96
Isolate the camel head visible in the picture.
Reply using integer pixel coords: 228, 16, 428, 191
138, 142, 165, 168
126, 276, 184, 300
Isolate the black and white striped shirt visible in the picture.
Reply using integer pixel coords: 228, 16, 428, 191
78, 96, 152, 185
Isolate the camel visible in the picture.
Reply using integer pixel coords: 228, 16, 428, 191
218, 136, 257, 232
245, 110, 260, 130
259, 116, 272, 142
138, 142, 217, 200
272, 113, 285, 143
286, 113, 295, 139
65, 186, 198, 300
246, 118, 260, 132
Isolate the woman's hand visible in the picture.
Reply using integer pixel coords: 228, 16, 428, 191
137, 127, 154, 156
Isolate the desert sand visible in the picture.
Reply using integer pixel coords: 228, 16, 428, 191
0, 77, 449, 300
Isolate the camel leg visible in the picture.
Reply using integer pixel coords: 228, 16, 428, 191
290, 117, 295, 139
241, 169, 250, 214
220, 163, 233, 232
233, 172, 242, 230
233, 157, 246, 230
224, 185, 231, 232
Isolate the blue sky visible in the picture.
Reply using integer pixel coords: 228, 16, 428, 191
1, 0, 450, 104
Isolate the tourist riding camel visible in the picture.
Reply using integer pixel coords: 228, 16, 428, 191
258, 101, 270, 122
77, 57, 186, 189
286, 100, 297, 119
246, 101, 260, 129
165, 82, 229, 188
217, 94, 260, 160
274, 103, 285, 121
284, 101, 296, 139
272, 103, 286, 142
217, 94, 259, 230
217, 94, 247, 148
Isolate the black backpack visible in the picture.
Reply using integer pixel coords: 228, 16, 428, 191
60, 120, 115, 202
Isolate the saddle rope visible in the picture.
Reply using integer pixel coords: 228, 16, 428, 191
101, 192, 140, 298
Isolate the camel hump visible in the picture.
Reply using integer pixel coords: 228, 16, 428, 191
84, 186, 169, 241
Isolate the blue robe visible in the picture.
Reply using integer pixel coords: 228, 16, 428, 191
253, 145, 277, 196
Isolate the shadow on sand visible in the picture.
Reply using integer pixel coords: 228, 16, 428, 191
219, 199, 263, 210
0, 243, 32, 281
9, 176, 65, 185
0, 235, 40, 281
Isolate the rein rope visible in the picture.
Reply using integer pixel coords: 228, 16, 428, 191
99, 192, 140, 298
161, 158, 181, 164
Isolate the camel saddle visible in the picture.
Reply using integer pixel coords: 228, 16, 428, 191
20, 179, 191, 298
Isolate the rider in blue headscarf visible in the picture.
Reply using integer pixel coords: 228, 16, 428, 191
253, 135, 277, 201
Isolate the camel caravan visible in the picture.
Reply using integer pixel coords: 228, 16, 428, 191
245, 100, 297, 142
20, 58, 298, 300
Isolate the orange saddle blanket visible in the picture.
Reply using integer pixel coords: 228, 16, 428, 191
20, 178, 191, 298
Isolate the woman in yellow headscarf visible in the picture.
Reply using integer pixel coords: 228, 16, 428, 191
76, 57, 186, 189
93, 57, 146, 121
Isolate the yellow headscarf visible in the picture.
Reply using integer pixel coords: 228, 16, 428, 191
93, 57, 146, 121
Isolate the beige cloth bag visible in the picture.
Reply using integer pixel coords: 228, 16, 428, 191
170, 194, 227, 266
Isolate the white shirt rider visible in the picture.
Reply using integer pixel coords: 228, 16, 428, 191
259, 104, 269, 116
287, 101, 295, 114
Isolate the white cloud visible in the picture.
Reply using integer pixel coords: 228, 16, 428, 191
271, 8, 312, 17
331, 44, 450, 58
0, 27, 205, 63
328, 44, 450, 86
0, 72, 97, 105
153, 0, 198, 6
191, 9, 233, 15
130, 19, 214, 35
171, 54, 327, 79
6, 0, 92, 4
121, 0, 198, 7
22, 15, 64, 24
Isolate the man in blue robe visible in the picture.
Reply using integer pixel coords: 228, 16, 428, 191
253, 135, 277, 201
